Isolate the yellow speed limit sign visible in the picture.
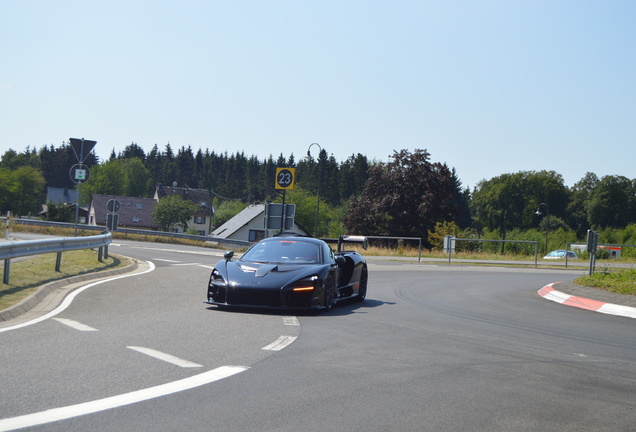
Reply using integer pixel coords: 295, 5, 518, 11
275, 167, 296, 190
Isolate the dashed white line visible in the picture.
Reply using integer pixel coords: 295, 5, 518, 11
127, 346, 203, 368
283, 316, 300, 326
53, 318, 98, 332
262, 335, 297, 351
154, 258, 180, 263
0, 366, 248, 432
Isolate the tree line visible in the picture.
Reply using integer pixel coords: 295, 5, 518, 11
1, 142, 634, 249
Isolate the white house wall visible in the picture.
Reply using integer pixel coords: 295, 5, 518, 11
229, 217, 307, 242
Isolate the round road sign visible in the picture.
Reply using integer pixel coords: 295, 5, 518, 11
275, 167, 296, 190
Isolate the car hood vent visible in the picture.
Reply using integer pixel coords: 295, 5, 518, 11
255, 264, 278, 277
237, 262, 310, 278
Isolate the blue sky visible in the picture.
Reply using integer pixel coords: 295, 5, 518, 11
1, 0, 634, 190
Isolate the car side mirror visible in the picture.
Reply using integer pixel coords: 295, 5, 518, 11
335, 256, 346, 265
224, 251, 234, 261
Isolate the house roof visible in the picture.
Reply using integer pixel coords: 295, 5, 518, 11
155, 185, 212, 215
46, 187, 77, 205
211, 204, 265, 239
90, 194, 159, 230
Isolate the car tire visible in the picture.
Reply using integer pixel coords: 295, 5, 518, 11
356, 266, 368, 302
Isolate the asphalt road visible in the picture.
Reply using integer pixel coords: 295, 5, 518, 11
1, 239, 635, 431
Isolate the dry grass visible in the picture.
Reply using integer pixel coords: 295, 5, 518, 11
0, 249, 129, 310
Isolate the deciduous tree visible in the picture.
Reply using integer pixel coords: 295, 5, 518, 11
587, 175, 634, 228
152, 195, 199, 232
343, 149, 458, 245
4, 166, 46, 216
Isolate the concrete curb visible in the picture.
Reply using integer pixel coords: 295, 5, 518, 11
0, 255, 138, 323
538, 282, 636, 319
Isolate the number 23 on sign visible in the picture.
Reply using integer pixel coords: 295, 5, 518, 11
275, 168, 296, 190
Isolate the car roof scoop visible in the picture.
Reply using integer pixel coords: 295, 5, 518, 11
255, 264, 278, 278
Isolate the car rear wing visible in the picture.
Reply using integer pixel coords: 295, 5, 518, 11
323, 235, 368, 253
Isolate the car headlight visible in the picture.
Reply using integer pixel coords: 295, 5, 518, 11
209, 268, 226, 286
289, 275, 318, 292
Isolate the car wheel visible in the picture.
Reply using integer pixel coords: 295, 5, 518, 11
356, 266, 368, 302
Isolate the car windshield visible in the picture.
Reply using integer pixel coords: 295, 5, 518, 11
242, 240, 321, 264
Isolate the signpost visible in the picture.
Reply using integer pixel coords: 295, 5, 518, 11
69, 138, 96, 236
69, 138, 96, 163
275, 168, 296, 190
265, 203, 295, 231
274, 168, 296, 232
106, 199, 120, 231
587, 229, 599, 275
70, 164, 91, 184
107, 199, 121, 213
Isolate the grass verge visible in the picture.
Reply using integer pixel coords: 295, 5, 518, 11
0, 249, 130, 311
575, 269, 636, 296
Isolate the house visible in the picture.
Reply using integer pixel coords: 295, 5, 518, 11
88, 194, 159, 230
210, 203, 309, 243
46, 187, 77, 205
41, 187, 87, 222
154, 185, 213, 235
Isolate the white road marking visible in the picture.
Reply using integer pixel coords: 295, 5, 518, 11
53, 318, 98, 332
129, 246, 224, 257
127, 346, 203, 368
0, 366, 248, 432
172, 263, 200, 266
283, 316, 300, 326
199, 265, 215, 270
154, 258, 180, 263
262, 335, 297, 351
0, 261, 156, 333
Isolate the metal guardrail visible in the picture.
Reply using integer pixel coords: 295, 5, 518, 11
2, 218, 252, 248
324, 235, 423, 261
1, 232, 112, 284
449, 238, 540, 267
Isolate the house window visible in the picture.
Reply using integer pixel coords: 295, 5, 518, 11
249, 230, 265, 242
194, 216, 206, 224
136, 202, 143, 210
133, 216, 142, 223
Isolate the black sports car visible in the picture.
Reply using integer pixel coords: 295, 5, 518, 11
205, 234, 368, 311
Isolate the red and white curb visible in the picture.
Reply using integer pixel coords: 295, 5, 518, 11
538, 283, 636, 319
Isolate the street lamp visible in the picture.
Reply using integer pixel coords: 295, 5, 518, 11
535, 202, 550, 255
306, 143, 322, 237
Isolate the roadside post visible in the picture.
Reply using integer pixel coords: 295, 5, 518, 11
587, 229, 599, 275
4, 211, 9, 240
